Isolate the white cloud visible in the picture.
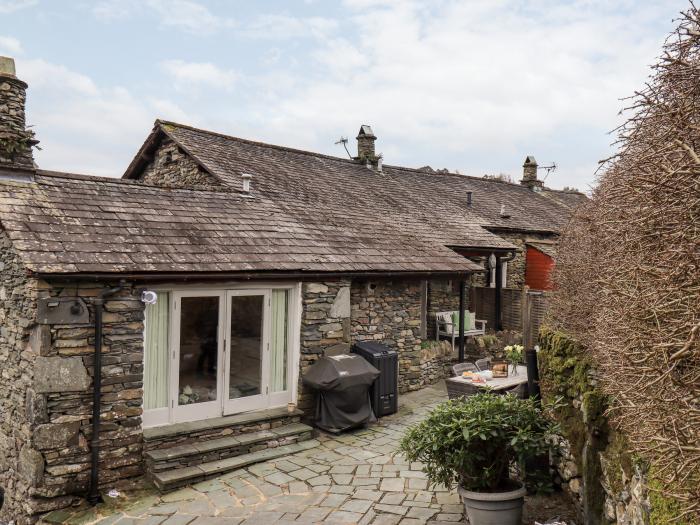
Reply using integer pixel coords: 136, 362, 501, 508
0, 0, 36, 14
242, 0, 679, 189
146, 0, 235, 34
18, 58, 180, 176
92, 0, 140, 21
0, 35, 22, 54
160, 59, 237, 91
91, 0, 235, 34
240, 14, 338, 40
19, 59, 99, 96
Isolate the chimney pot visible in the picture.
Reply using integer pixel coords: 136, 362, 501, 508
0, 56, 17, 78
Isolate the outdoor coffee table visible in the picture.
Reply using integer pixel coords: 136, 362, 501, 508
446, 365, 528, 399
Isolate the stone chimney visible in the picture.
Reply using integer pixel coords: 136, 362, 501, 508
520, 155, 543, 191
0, 56, 37, 171
355, 125, 377, 161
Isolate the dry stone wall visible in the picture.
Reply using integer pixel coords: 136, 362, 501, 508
0, 274, 146, 523
0, 74, 34, 169
297, 281, 352, 413
34, 285, 145, 510
0, 230, 40, 523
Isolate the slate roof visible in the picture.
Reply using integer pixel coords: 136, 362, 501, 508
0, 120, 585, 276
0, 171, 487, 275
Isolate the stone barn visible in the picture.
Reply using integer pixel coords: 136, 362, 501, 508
0, 56, 585, 523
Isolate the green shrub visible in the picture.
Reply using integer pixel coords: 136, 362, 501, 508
398, 393, 558, 492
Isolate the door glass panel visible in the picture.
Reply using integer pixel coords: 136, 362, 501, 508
270, 290, 288, 392
229, 295, 264, 400
178, 296, 219, 405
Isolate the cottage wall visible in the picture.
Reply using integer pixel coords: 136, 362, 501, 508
0, 230, 40, 522
138, 137, 221, 189
4, 280, 146, 523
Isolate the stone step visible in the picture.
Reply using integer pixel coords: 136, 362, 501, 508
151, 438, 321, 491
145, 423, 314, 472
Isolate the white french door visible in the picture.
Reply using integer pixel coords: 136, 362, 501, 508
223, 290, 270, 415
170, 291, 225, 423
156, 287, 296, 426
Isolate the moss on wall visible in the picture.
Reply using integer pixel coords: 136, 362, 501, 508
539, 327, 610, 523
648, 472, 691, 525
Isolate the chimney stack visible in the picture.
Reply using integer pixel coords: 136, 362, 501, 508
0, 56, 36, 171
520, 155, 543, 191
355, 125, 377, 162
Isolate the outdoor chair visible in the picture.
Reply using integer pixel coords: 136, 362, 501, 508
451, 362, 478, 377
435, 311, 487, 352
475, 357, 492, 371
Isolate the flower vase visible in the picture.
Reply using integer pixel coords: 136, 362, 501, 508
510, 363, 518, 375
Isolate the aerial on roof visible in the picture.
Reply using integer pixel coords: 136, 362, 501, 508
0, 120, 586, 277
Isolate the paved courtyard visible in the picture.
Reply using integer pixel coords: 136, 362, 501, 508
43, 383, 464, 525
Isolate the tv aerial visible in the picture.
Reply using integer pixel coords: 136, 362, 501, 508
538, 162, 557, 181
335, 136, 352, 158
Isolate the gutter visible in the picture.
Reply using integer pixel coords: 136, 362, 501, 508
88, 280, 126, 505
34, 269, 477, 284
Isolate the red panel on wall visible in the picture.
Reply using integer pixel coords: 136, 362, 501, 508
525, 246, 555, 291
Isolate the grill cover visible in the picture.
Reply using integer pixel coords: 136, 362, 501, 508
302, 354, 380, 433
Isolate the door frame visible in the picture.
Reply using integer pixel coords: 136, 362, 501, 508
142, 282, 302, 428
169, 290, 226, 424
223, 289, 271, 415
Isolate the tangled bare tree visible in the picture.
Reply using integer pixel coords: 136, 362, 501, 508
550, 4, 700, 520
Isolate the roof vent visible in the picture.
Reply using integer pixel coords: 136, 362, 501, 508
500, 204, 511, 218
241, 173, 252, 194
377, 156, 383, 173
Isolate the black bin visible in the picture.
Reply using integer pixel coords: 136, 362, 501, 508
352, 341, 398, 417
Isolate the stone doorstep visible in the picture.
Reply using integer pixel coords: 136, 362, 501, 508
145, 423, 313, 463
151, 438, 321, 490
142, 406, 304, 442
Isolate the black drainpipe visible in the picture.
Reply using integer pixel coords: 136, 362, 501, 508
88, 281, 126, 505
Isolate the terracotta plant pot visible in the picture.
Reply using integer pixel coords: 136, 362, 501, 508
458, 483, 527, 525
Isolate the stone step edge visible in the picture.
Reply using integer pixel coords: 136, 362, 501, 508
145, 422, 314, 463
151, 438, 320, 490
143, 406, 304, 442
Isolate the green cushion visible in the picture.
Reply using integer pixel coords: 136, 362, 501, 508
451, 311, 476, 332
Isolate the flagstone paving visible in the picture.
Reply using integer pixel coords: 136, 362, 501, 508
42, 383, 462, 525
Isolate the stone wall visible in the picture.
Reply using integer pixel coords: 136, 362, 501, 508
0, 69, 35, 169
2, 279, 146, 523
539, 328, 652, 525
426, 278, 465, 339
138, 137, 221, 189
0, 230, 40, 522
297, 281, 352, 413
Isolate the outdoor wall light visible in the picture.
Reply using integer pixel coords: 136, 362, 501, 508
141, 290, 158, 305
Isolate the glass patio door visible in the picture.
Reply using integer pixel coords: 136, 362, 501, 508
224, 290, 270, 414
170, 291, 225, 423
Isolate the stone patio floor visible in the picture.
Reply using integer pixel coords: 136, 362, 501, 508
41, 382, 576, 525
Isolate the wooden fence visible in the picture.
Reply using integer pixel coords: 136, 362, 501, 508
471, 286, 549, 348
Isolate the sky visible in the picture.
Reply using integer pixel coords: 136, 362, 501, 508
0, 0, 685, 191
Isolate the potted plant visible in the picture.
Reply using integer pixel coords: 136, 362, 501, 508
398, 393, 557, 525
